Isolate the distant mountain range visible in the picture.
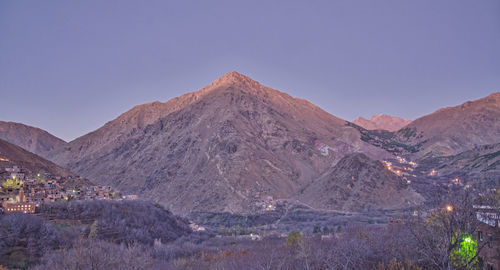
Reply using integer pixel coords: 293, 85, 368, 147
0, 72, 498, 213
353, 114, 411, 132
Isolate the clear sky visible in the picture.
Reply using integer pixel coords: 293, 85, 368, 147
1, 0, 499, 142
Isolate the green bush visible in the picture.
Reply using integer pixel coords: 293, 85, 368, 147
286, 231, 302, 246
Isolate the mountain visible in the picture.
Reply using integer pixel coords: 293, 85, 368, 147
353, 114, 411, 131
393, 92, 500, 158
420, 143, 500, 180
0, 138, 75, 179
296, 153, 423, 211
49, 72, 392, 213
352, 93, 500, 158
0, 121, 67, 158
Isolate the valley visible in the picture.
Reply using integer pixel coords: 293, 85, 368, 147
2, 1, 499, 268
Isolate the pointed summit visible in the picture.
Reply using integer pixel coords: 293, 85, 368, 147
220, 71, 248, 80
218, 71, 252, 82
210, 71, 261, 89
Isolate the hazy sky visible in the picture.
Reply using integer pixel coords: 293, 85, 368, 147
1, 0, 499, 141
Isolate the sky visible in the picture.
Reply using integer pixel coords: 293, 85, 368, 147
1, 0, 499, 142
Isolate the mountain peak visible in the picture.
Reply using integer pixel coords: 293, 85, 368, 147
210, 71, 261, 89
220, 71, 248, 80
353, 114, 411, 131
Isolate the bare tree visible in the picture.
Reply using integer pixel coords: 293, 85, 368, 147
408, 189, 493, 270
32, 239, 154, 270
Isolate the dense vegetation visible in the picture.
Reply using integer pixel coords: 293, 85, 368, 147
0, 200, 194, 269
37, 200, 192, 245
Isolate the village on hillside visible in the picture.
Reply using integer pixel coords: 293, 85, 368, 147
0, 163, 122, 214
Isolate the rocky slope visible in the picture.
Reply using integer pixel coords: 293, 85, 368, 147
353, 114, 411, 131
49, 72, 392, 213
296, 153, 423, 211
351, 93, 500, 158
421, 143, 500, 179
0, 121, 67, 158
393, 92, 500, 158
0, 138, 76, 178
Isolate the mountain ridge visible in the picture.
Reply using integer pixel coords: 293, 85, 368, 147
353, 114, 412, 131
297, 152, 423, 211
0, 138, 87, 187
0, 121, 67, 158
393, 91, 500, 158
48, 72, 393, 213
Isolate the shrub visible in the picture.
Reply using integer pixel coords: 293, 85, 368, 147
32, 240, 153, 270
286, 231, 302, 246
0, 213, 63, 269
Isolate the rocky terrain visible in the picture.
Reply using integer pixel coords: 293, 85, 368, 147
0, 138, 75, 178
353, 114, 411, 131
297, 153, 423, 211
420, 143, 499, 180
0, 121, 67, 158
393, 92, 500, 158
48, 72, 393, 213
351, 93, 500, 160
0, 139, 93, 189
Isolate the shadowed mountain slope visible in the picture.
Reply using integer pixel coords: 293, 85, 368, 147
0, 121, 67, 158
297, 153, 423, 212
420, 143, 500, 180
0, 138, 75, 179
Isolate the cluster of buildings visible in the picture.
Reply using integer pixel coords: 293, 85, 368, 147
475, 205, 500, 270
1, 165, 114, 214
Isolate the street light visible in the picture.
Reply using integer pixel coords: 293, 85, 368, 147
446, 204, 453, 212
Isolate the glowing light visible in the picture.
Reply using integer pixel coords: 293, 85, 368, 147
0, 157, 9, 162
429, 169, 437, 176
452, 235, 478, 267
446, 205, 453, 212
